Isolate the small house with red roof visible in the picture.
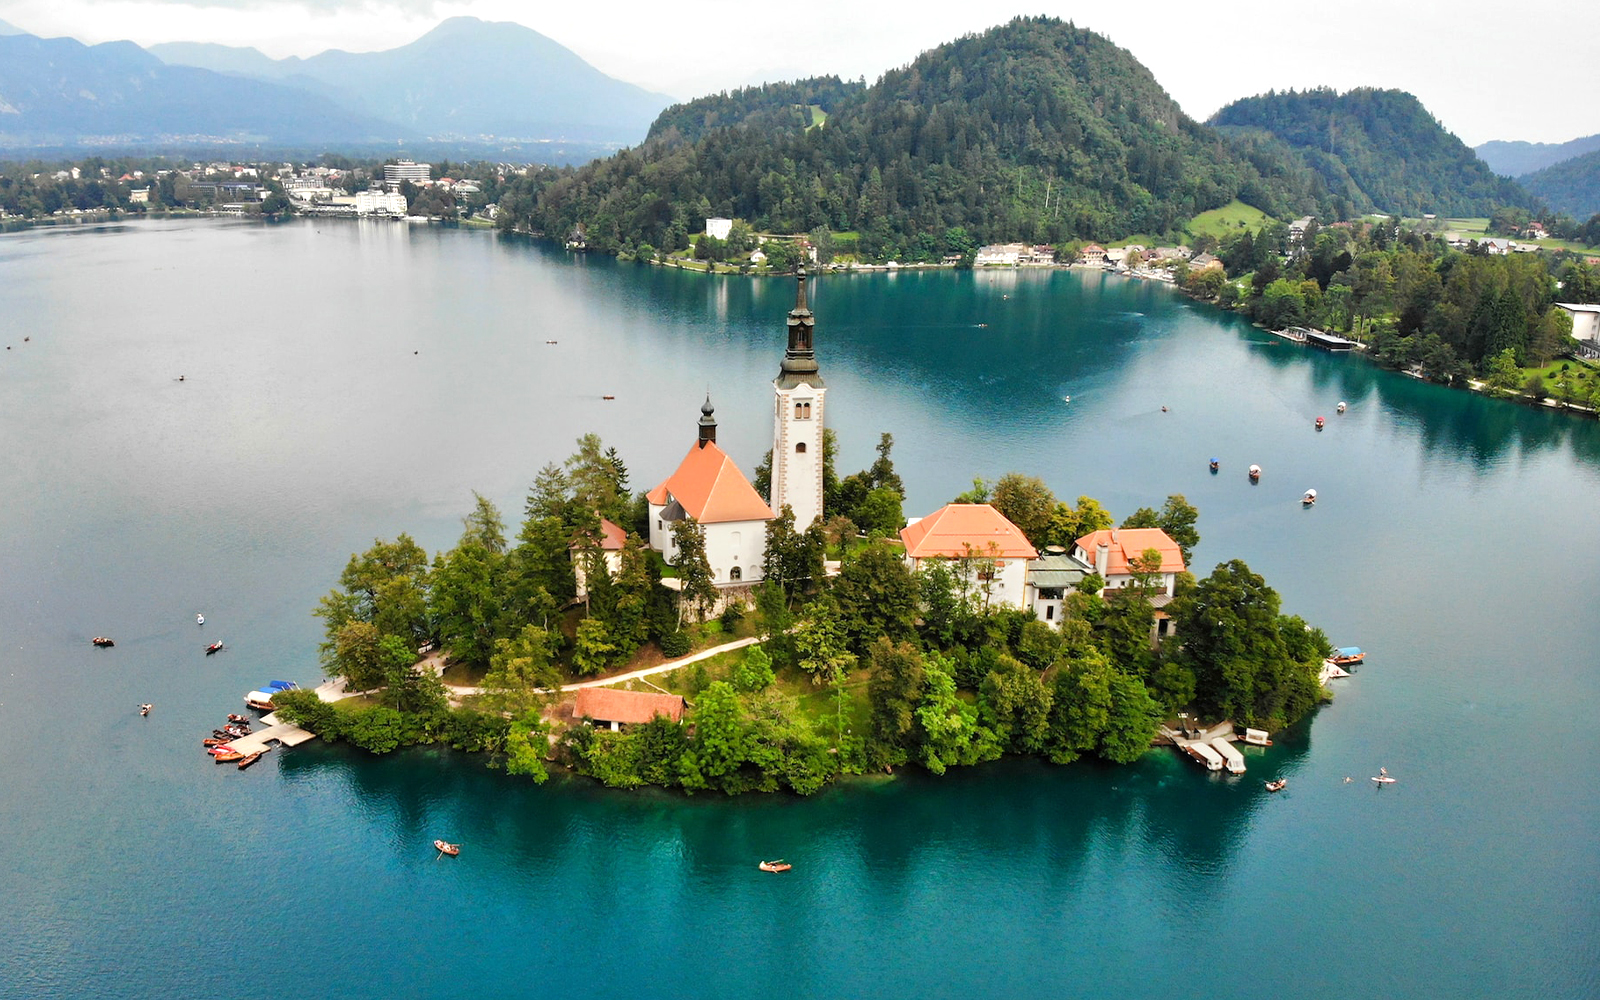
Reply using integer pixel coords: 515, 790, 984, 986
900, 503, 1038, 609
573, 687, 685, 731
646, 397, 773, 587
570, 517, 628, 599
1071, 527, 1186, 600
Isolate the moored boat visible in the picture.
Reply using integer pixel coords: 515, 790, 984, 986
1330, 646, 1365, 665
434, 840, 461, 857
213, 751, 245, 763
236, 751, 264, 770
1242, 728, 1273, 746
244, 691, 277, 711
91, 637, 115, 647
202, 737, 227, 746
758, 860, 792, 873
1264, 779, 1288, 792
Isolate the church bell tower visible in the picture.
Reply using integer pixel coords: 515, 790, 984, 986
771, 272, 826, 530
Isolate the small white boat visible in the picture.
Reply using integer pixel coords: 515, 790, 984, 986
1302, 488, 1317, 506
1336, 401, 1347, 414
197, 613, 205, 625
1248, 464, 1262, 482
1372, 767, 1397, 785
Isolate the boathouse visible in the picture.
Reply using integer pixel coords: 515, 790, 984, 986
573, 688, 686, 732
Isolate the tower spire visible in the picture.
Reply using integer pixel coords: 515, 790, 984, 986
777, 270, 823, 389
698, 393, 717, 448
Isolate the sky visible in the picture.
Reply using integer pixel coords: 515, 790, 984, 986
1, 0, 1596, 146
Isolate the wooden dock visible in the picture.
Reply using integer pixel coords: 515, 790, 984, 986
225, 717, 315, 755
1160, 721, 1246, 773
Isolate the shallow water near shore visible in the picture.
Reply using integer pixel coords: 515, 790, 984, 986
1, 219, 1596, 999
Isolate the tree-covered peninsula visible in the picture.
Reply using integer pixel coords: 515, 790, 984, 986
276, 438, 1331, 795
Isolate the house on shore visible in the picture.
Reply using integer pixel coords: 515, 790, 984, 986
573, 688, 685, 731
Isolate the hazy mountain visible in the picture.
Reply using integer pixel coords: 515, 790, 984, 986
1521, 148, 1600, 220
146, 40, 288, 80
1474, 134, 1600, 178
0, 33, 410, 148
1209, 87, 1532, 217
0, 18, 27, 35
152, 17, 674, 144
501, 17, 1338, 253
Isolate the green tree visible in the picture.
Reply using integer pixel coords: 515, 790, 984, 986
571, 617, 619, 676
915, 654, 998, 774
504, 710, 552, 782
831, 543, 919, 653
1045, 648, 1114, 764
733, 644, 775, 693
867, 639, 926, 761
991, 472, 1057, 546
484, 624, 559, 712
978, 654, 1053, 753
1099, 670, 1161, 763
679, 681, 748, 792
669, 517, 717, 624
792, 599, 856, 685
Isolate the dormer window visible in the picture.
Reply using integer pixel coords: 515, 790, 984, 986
794, 399, 812, 420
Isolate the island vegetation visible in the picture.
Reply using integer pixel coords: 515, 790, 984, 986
275, 435, 1331, 795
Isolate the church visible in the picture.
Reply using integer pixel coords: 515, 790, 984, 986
644, 274, 827, 591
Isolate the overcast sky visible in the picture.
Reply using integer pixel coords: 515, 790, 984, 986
2, 0, 1595, 146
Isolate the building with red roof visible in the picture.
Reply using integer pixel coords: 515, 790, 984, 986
646, 396, 772, 587
571, 517, 628, 599
1071, 527, 1186, 600
573, 687, 685, 731
900, 504, 1038, 609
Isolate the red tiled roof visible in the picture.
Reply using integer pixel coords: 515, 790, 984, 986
570, 517, 627, 551
573, 688, 685, 725
1073, 528, 1186, 576
646, 441, 774, 524
900, 504, 1038, 560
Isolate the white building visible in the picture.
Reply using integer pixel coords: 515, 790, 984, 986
1555, 303, 1600, 346
355, 190, 408, 216
770, 275, 826, 531
900, 504, 1038, 610
974, 243, 1029, 266
571, 518, 628, 599
647, 398, 773, 587
705, 217, 733, 240
383, 160, 431, 187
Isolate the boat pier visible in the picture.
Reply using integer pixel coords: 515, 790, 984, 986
224, 715, 316, 755
1160, 721, 1248, 774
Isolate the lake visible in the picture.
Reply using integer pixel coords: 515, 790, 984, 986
1, 219, 1595, 999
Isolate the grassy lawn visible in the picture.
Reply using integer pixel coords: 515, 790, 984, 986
804, 104, 827, 128
1522, 358, 1599, 382
1185, 200, 1271, 241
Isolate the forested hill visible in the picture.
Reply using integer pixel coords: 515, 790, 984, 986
497, 17, 1334, 257
1521, 148, 1600, 221
1209, 87, 1533, 218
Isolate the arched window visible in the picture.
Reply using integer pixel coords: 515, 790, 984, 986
796, 441, 807, 454
730, 566, 742, 581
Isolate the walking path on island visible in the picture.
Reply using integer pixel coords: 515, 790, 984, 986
437, 636, 762, 703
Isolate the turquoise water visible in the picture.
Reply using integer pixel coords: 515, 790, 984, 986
1, 220, 1596, 999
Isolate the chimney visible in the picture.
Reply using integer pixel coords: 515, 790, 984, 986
1095, 541, 1110, 578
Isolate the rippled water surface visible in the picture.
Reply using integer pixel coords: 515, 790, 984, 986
1, 220, 1596, 999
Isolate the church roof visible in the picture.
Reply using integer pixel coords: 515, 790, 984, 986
647, 441, 774, 524
900, 504, 1038, 560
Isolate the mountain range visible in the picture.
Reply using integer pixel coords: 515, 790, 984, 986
0, 17, 671, 153
1209, 88, 1532, 218
1520, 149, 1600, 220
1474, 134, 1600, 178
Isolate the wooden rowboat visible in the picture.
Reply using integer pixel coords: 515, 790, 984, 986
213, 751, 245, 763
236, 751, 263, 769
1264, 779, 1287, 792
758, 860, 792, 873
434, 840, 460, 857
